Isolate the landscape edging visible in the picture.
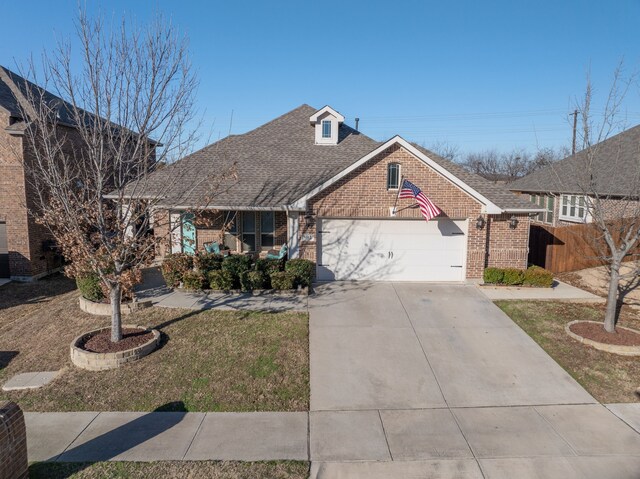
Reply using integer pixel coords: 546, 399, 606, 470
565, 320, 640, 356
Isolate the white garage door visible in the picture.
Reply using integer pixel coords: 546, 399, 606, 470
317, 218, 468, 282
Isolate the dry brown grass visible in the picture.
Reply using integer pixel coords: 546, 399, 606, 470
0, 275, 309, 412
497, 300, 640, 404
28, 460, 309, 479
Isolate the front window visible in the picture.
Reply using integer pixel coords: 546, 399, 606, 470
387, 163, 400, 190
322, 120, 331, 138
260, 211, 275, 248
560, 194, 588, 222
223, 211, 238, 250
241, 212, 256, 252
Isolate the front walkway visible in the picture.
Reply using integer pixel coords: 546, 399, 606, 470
134, 267, 307, 312
308, 282, 640, 478
477, 279, 604, 302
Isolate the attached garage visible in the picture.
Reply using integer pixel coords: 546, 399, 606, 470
316, 218, 468, 282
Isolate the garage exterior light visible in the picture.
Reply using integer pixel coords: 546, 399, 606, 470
475, 215, 486, 229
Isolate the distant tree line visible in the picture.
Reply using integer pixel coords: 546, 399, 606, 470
426, 140, 569, 183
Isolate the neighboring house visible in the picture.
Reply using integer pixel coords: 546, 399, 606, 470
509, 125, 640, 228
0, 66, 68, 280
139, 104, 538, 282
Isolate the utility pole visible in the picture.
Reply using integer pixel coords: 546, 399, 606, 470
570, 109, 579, 155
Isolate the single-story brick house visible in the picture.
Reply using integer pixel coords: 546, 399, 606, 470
144, 105, 539, 282
509, 124, 640, 228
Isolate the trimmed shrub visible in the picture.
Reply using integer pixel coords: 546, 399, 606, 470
76, 273, 104, 302
483, 267, 504, 284
254, 258, 284, 275
240, 270, 268, 291
502, 268, 525, 285
193, 252, 223, 273
285, 258, 315, 288
161, 253, 193, 287
208, 270, 234, 290
182, 270, 206, 291
270, 271, 296, 290
524, 266, 554, 288
222, 255, 253, 288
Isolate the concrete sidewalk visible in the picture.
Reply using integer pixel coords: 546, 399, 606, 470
477, 279, 604, 302
26, 411, 308, 463
134, 267, 307, 312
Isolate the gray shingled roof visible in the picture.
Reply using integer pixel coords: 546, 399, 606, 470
137, 104, 380, 208
412, 144, 537, 211
128, 104, 535, 211
0, 66, 77, 125
509, 124, 640, 196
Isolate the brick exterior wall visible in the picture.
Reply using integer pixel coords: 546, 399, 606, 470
0, 111, 59, 279
301, 144, 529, 278
0, 401, 28, 479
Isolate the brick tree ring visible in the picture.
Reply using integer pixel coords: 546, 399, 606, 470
70, 325, 161, 371
565, 320, 640, 357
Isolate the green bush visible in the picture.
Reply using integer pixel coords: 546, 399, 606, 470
222, 255, 253, 288
523, 266, 554, 288
502, 268, 525, 285
483, 267, 504, 284
270, 271, 296, 290
193, 252, 223, 273
161, 253, 194, 287
208, 269, 234, 290
240, 270, 268, 291
76, 273, 104, 302
182, 270, 206, 291
285, 258, 315, 288
254, 258, 284, 275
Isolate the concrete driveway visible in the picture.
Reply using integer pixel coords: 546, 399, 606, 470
309, 282, 640, 478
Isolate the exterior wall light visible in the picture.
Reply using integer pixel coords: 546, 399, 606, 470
475, 215, 486, 229
509, 215, 519, 229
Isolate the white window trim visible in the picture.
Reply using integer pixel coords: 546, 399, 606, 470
387, 163, 401, 190
559, 194, 589, 223
529, 194, 554, 224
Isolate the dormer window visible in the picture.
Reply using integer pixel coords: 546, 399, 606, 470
310, 106, 345, 146
322, 120, 331, 139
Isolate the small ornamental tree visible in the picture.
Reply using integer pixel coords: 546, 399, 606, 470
13, 10, 231, 342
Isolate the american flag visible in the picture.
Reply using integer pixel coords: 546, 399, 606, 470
398, 179, 441, 221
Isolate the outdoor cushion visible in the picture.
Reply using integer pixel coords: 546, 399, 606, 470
204, 242, 221, 254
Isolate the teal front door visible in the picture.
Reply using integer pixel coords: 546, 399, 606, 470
181, 213, 196, 255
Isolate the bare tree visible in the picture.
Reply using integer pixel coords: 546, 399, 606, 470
12, 10, 230, 342
426, 140, 460, 162
457, 147, 564, 182
569, 65, 640, 333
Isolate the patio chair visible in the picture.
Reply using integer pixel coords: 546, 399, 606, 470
266, 244, 288, 260
203, 241, 229, 257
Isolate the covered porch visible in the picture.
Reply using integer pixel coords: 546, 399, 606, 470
159, 209, 302, 259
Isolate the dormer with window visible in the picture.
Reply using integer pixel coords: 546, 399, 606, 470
310, 106, 345, 145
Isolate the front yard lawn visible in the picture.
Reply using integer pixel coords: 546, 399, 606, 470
29, 460, 309, 479
497, 300, 640, 404
0, 275, 309, 412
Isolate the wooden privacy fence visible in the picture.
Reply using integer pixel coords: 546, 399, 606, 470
529, 221, 640, 274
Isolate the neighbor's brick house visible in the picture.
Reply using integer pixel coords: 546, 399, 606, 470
0, 67, 66, 280
136, 105, 539, 282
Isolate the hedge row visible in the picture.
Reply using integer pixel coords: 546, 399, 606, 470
483, 266, 553, 287
161, 252, 314, 291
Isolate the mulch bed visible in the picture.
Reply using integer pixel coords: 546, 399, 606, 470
569, 321, 640, 346
81, 328, 154, 353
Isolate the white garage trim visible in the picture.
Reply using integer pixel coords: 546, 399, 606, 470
316, 218, 469, 282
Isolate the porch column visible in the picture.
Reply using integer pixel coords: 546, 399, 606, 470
288, 211, 300, 259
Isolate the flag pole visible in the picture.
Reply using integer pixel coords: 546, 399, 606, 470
391, 175, 404, 216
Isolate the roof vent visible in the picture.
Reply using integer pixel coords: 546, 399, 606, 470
310, 106, 344, 146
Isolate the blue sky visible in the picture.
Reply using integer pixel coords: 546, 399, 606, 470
1, 0, 639, 155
